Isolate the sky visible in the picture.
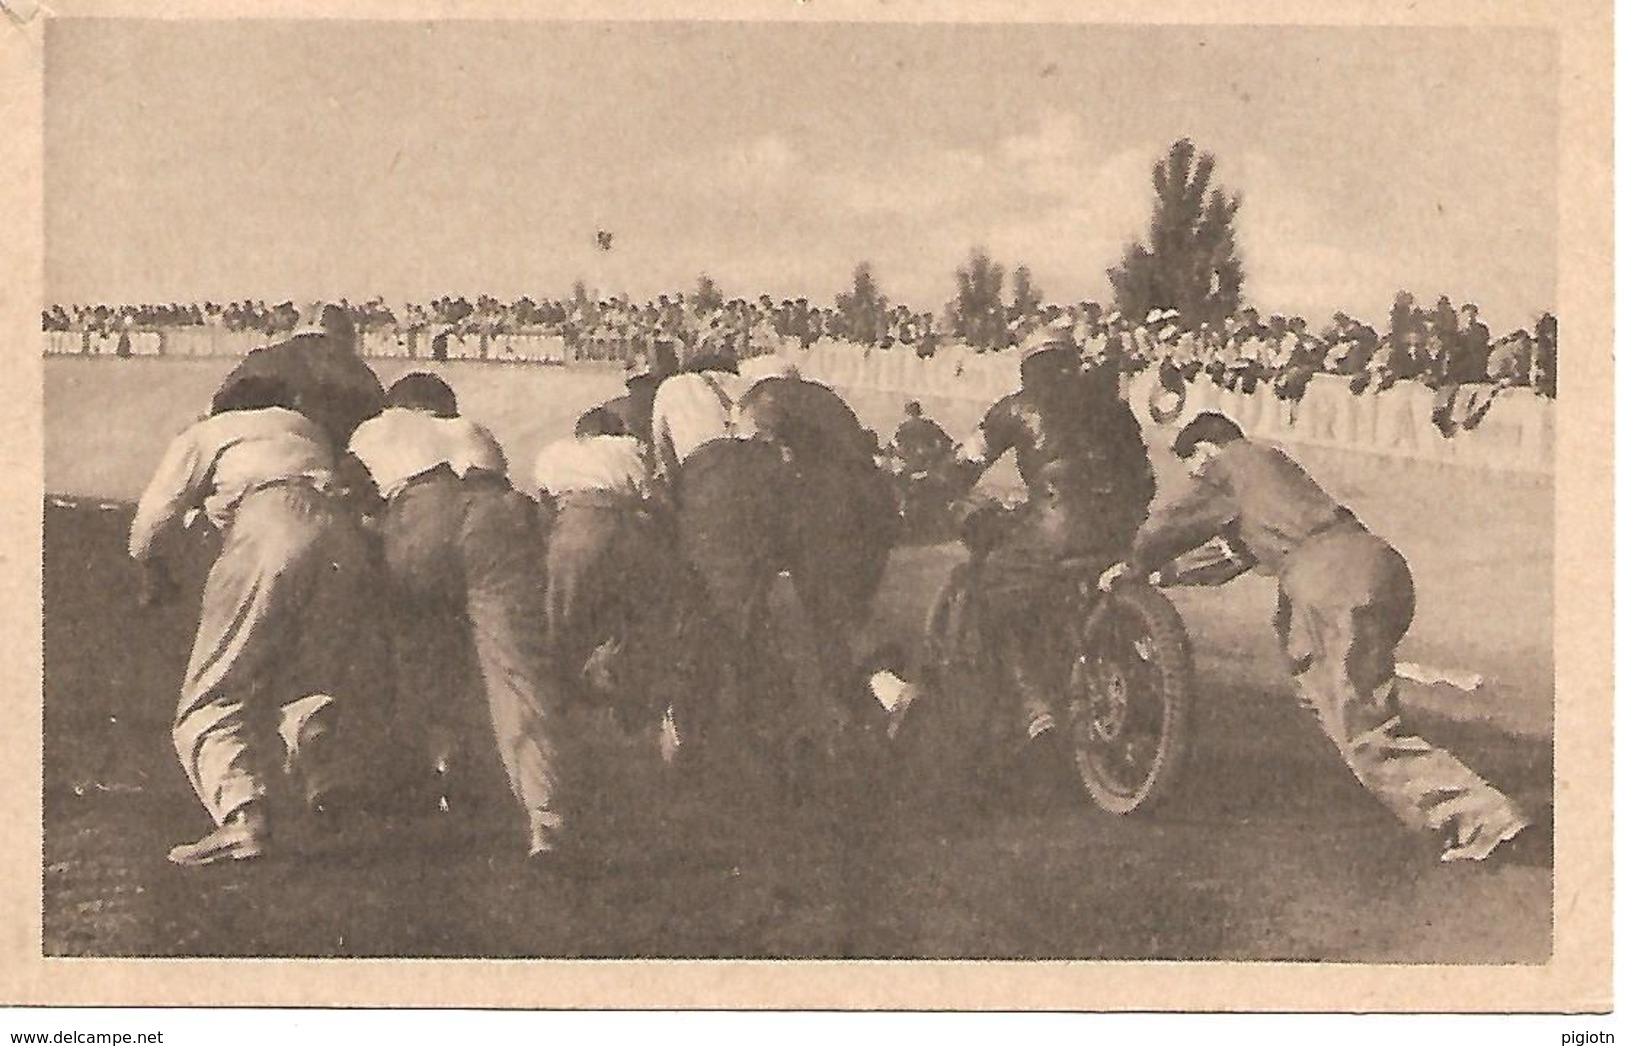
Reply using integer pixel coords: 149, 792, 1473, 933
45, 20, 1558, 331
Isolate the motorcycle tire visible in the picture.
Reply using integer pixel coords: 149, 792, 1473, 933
1067, 582, 1195, 815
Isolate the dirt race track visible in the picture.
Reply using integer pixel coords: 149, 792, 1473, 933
42, 358, 1554, 962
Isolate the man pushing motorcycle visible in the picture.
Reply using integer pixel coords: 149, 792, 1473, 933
1097, 411, 1535, 863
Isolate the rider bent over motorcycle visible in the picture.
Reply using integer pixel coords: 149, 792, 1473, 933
954, 322, 1157, 747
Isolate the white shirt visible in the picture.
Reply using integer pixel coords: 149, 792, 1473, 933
1236, 336, 1267, 364
649, 370, 748, 479
533, 435, 651, 500
1265, 333, 1298, 369
348, 408, 507, 500
129, 407, 334, 560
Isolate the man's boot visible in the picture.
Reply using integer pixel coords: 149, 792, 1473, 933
167, 802, 270, 867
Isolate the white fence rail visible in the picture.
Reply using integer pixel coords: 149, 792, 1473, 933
42, 330, 1554, 475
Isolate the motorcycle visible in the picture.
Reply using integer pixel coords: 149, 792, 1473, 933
889, 456, 978, 545
895, 501, 1198, 815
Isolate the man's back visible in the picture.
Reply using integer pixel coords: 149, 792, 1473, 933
218, 331, 385, 446
1205, 440, 1350, 575
981, 378, 1155, 516
738, 376, 876, 465
128, 407, 336, 558
349, 408, 507, 500
533, 434, 651, 501
892, 415, 954, 471
649, 370, 746, 479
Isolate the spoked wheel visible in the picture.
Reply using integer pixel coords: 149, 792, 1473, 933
1066, 582, 1195, 815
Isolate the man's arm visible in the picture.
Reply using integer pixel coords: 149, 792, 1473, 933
649, 388, 681, 482
1156, 530, 1258, 587
471, 421, 510, 477
1124, 476, 1241, 579
335, 450, 386, 521
955, 402, 1014, 489
128, 425, 209, 562
1098, 400, 1158, 517
128, 425, 215, 607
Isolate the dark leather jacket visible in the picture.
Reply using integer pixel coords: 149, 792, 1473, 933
215, 332, 385, 449
738, 375, 878, 466
978, 370, 1157, 549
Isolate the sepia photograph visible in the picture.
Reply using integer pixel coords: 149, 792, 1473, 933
8, 0, 1612, 1014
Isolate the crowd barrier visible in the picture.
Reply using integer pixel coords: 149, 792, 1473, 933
42, 327, 578, 364
791, 340, 1018, 401
779, 343, 1555, 477
365, 329, 573, 364
42, 329, 164, 357
1128, 370, 1551, 474
40, 329, 1554, 475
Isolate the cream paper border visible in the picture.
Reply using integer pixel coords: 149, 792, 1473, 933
0, 0, 1610, 1012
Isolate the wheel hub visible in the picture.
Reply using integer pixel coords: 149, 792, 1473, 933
1091, 661, 1130, 742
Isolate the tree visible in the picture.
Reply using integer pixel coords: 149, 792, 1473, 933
835, 262, 889, 346
1389, 290, 1420, 343
568, 279, 596, 326
1107, 138, 1245, 328
693, 273, 724, 315
953, 248, 1007, 350
1431, 295, 1458, 336
1010, 265, 1043, 321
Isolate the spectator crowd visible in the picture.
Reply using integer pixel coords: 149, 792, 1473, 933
44, 288, 1558, 408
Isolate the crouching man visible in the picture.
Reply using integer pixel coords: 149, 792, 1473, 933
1099, 411, 1533, 863
348, 373, 568, 859
535, 405, 685, 734
129, 376, 388, 866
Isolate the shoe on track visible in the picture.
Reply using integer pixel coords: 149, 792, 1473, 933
1439, 814, 1534, 864
167, 810, 269, 867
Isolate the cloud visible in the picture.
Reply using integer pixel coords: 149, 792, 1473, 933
756, 113, 1169, 302
997, 111, 1092, 199
715, 134, 799, 191
807, 146, 991, 218
1224, 149, 1520, 326
942, 143, 1164, 303
807, 111, 1102, 220
663, 116, 1525, 323
1243, 241, 1396, 324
